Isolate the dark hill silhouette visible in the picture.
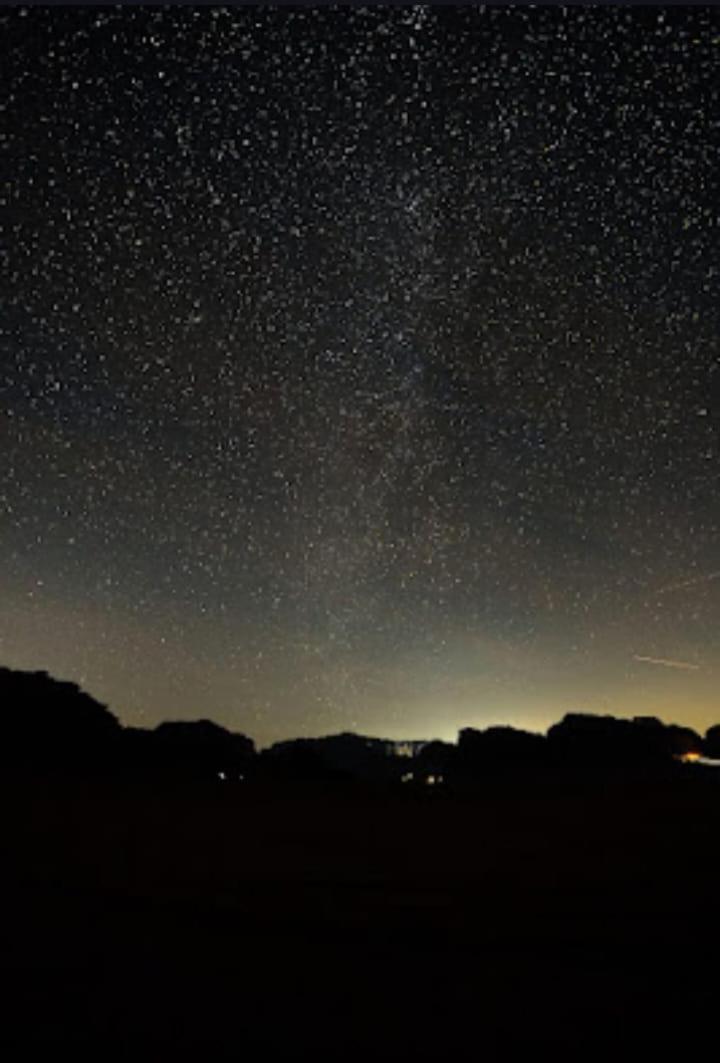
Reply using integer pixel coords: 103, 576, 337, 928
258, 741, 352, 786
118, 725, 164, 781
0, 665, 120, 775
152, 720, 255, 782
265, 732, 402, 784
704, 724, 720, 759
414, 739, 456, 777
116, 721, 256, 783
546, 713, 703, 779
0, 665, 257, 783
2, 663, 718, 786
456, 725, 548, 781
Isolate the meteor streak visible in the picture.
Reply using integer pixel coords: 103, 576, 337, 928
633, 655, 700, 672
656, 571, 720, 595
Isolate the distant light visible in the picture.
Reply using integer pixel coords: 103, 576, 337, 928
677, 752, 720, 767
401, 772, 414, 783
218, 771, 227, 781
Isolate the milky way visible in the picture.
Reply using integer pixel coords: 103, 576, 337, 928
2, 7, 718, 743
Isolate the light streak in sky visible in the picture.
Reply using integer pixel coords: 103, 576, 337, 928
656, 571, 720, 595
633, 655, 700, 672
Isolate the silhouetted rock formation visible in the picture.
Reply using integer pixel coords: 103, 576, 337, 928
151, 719, 255, 782
113, 721, 256, 783
265, 733, 401, 785
547, 713, 703, 778
3, 663, 718, 787
415, 739, 456, 777
259, 741, 351, 785
0, 665, 121, 775
662, 723, 703, 757
703, 725, 720, 759
117, 726, 165, 781
456, 726, 548, 782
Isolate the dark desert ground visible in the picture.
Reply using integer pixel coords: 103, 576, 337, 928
5, 769, 719, 1057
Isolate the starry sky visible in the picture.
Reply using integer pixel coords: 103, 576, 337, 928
2, 6, 719, 745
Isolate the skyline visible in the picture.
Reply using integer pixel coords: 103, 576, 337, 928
2, 6, 718, 745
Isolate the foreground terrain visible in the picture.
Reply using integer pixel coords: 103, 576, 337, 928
4, 776, 719, 1057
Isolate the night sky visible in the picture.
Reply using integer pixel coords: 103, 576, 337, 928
2, 6, 719, 745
